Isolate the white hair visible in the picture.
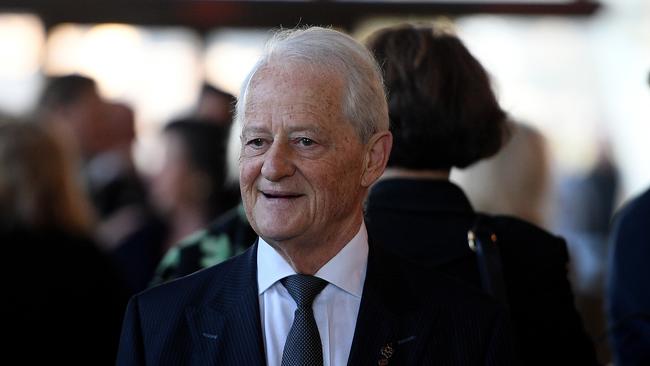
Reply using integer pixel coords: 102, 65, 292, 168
234, 26, 389, 143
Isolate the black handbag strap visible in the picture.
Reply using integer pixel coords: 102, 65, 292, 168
468, 214, 509, 307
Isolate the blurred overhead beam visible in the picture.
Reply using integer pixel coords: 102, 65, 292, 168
1, 1, 602, 31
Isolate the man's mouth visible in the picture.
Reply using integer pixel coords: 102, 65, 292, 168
261, 191, 303, 199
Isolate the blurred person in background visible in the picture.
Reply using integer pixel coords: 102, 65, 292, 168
452, 121, 552, 229
151, 87, 251, 287
195, 82, 237, 127
36, 76, 148, 231
553, 143, 619, 362
149, 118, 230, 250
0, 118, 128, 365
194, 82, 242, 215
0, 118, 95, 235
554, 146, 618, 296
120, 118, 231, 291
89, 102, 153, 250
150, 200, 256, 286
364, 23, 598, 365
606, 73, 650, 365
36, 74, 109, 162
36, 74, 161, 295
607, 188, 650, 365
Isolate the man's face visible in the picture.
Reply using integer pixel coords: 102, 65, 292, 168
64, 88, 108, 159
149, 133, 192, 216
239, 63, 367, 247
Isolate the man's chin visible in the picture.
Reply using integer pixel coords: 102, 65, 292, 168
258, 231, 297, 244
255, 224, 308, 247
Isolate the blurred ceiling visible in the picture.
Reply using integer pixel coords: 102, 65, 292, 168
1, 0, 601, 31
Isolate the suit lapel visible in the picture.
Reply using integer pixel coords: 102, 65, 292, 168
346, 281, 396, 365
347, 241, 441, 365
186, 242, 266, 365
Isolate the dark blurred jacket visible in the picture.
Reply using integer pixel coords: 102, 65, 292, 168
365, 178, 598, 365
2, 227, 129, 365
608, 188, 650, 366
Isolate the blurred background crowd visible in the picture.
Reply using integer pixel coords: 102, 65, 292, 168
0, 0, 648, 364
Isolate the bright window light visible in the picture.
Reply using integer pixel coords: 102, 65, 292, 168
204, 28, 269, 96
0, 13, 45, 115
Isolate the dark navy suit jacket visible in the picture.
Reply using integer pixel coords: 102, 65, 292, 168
117, 240, 515, 365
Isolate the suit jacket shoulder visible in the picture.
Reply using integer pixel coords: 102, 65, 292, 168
117, 244, 265, 365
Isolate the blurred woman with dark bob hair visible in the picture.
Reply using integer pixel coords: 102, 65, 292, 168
364, 23, 599, 365
369, 23, 507, 171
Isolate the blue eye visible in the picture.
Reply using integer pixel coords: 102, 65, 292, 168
299, 137, 314, 146
247, 138, 264, 147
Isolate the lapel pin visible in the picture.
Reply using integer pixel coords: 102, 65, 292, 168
378, 343, 394, 365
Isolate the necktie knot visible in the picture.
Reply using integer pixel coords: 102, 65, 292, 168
281, 274, 328, 308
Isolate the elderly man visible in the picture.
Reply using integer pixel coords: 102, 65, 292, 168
117, 27, 513, 365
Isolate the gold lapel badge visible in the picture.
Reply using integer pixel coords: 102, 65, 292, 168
378, 343, 394, 365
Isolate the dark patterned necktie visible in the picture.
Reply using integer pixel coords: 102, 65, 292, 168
280, 274, 328, 366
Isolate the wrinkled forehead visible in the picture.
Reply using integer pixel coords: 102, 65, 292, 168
244, 62, 347, 116
252, 61, 343, 92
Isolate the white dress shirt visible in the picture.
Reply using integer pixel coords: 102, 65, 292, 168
257, 222, 369, 366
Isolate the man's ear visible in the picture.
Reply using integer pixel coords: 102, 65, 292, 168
361, 131, 393, 187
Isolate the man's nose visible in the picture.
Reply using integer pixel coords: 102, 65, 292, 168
261, 141, 295, 181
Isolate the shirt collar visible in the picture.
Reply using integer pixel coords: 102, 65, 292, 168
257, 221, 368, 298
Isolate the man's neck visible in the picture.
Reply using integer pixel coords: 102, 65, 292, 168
265, 214, 363, 275
381, 167, 450, 181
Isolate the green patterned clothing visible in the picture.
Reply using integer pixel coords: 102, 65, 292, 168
150, 204, 257, 286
